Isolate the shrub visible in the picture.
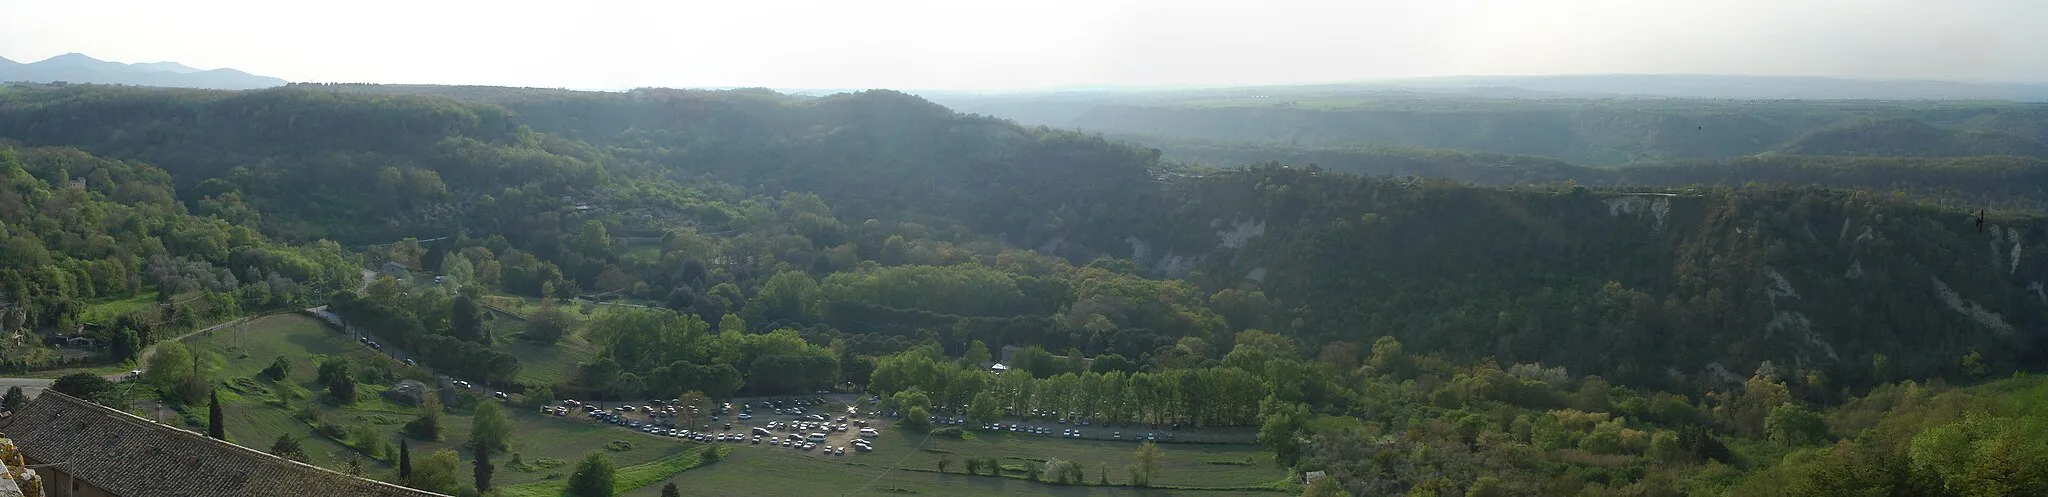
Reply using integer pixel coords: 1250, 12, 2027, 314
260, 356, 292, 380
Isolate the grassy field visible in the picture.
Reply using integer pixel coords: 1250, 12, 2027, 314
477, 294, 607, 386
500, 444, 728, 497
173, 313, 1287, 496
653, 423, 1289, 496
497, 327, 599, 387
183, 313, 697, 492
78, 292, 160, 324
650, 448, 1282, 497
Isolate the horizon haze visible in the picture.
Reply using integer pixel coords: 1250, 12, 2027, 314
4, 0, 2046, 91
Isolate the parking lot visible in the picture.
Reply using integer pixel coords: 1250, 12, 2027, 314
531, 391, 1261, 458
922, 406, 1259, 444
538, 393, 890, 457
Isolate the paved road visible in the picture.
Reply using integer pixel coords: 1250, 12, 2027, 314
0, 377, 51, 399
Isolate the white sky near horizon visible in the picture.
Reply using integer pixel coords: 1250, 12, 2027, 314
2, 0, 2044, 90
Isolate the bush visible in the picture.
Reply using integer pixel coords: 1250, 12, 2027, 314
260, 356, 291, 380
605, 440, 635, 452
406, 393, 442, 440
903, 406, 932, 433
931, 427, 965, 439
318, 422, 348, 440
52, 372, 114, 401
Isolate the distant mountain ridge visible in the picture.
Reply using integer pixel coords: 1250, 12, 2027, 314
1381, 74, 2048, 101
0, 52, 286, 90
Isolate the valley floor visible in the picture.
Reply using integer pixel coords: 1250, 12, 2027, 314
176, 313, 1289, 496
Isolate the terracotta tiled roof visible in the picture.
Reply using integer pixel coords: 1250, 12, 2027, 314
0, 392, 447, 497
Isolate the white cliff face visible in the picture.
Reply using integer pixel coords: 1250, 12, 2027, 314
1932, 276, 2018, 336
1216, 218, 1265, 249
1035, 235, 1064, 255
1845, 260, 1865, 279
1990, 224, 2006, 273
1603, 195, 1671, 235
1803, 331, 1841, 362
1705, 362, 1743, 385
1245, 267, 1268, 282
1153, 253, 1197, 279
2009, 227, 2023, 275
1763, 267, 1799, 306
1764, 311, 1810, 340
1125, 236, 1151, 266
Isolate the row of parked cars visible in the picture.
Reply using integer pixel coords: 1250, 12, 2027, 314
755, 433, 863, 455
980, 422, 1173, 441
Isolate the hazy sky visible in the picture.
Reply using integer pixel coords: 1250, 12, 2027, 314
3, 0, 2044, 90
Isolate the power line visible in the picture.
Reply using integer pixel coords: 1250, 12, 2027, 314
840, 417, 936, 497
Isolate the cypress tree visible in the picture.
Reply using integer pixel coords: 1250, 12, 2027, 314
399, 439, 413, 480
207, 389, 225, 440
473, 439, 494, 492
1, 386, 24, 412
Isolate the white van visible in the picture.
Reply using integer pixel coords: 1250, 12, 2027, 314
858, 427, 879, 438
806, 432, 829, 442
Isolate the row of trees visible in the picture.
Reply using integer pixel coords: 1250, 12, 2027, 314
871, 344, 1268, 427
566, 310, 835, 400
326, 283, 521, 385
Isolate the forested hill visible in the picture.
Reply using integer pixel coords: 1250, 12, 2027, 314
1047, 99, 2048, 165
1106, 166, 2048, 391
2, 83, 2044, 394
1134, 139, 2048, 212
0, 84, 1161, 248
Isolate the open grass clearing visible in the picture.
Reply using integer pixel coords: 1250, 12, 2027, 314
183, 313, 701, 488
496, 326, 598, 387
651, 444, 1280, 497
648, 419, 1285, 496
78, 292, 160, 324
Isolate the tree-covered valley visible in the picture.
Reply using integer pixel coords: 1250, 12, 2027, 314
2, 82, 2047, 496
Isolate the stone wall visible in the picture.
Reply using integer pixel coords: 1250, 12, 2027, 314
0, 437, 42, 497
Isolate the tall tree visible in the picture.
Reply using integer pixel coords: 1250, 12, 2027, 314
472, 438, 494, 492
399, 439, 413, 480
1, 386, 25, 412
408, 449, 461, 494
451, 293, 486, 343
1132, 441, 1163, 487
471, 401, 512, 453
144, 341, 195, 389
408, 393, 443, 440
207, 389, 225, 440
565, 452, 616, 497
525, 299, 573, 344
330, 368, 358, 404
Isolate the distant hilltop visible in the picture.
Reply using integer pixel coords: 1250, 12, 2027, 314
0, 52, 287, 90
